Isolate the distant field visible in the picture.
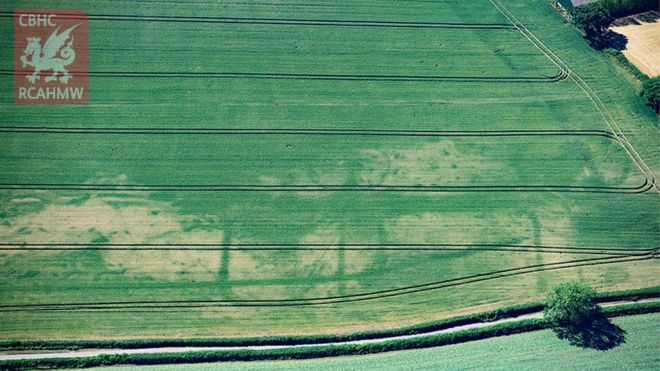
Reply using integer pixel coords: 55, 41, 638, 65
611, 17, 660, 77
0, 0, 658, 341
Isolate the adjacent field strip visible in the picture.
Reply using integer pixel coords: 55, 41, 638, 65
0, 128, 614, 137
0, 184, 650, 193
0, 131, 648, 193
0, 8, 563, 83
0, 243, 648, 256
0, 252, 654, 310
0, 299, 656, 362
0, 12, 516, 29
2, 70, 566, 83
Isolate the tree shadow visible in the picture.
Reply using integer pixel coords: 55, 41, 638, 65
604, 30, 629, 50
553, 312, 626, 351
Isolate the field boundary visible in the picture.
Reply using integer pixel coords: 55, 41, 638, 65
0, 253, 655, 310
1, 287, 656, 350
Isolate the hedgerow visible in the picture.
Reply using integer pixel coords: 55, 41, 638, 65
3, 300, 658, 371
599, 0, 658, 18
0, 288, 657, 369
0, 319, 548, 370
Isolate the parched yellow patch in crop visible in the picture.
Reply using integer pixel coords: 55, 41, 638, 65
359, 141, 506, 186
535, 205, 574, 247
104, 232, 222, 282
258, 165, 350, 197
386, 212, 535, 245
230, 225, 373, 281
232, 280, 362, 301
9, 197, 42, 204
0, 184, 223, 281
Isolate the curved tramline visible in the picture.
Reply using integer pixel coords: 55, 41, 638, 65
0, 128, 614, 136
0, 242, 652, 255
489, 0, 658, 193
0, 184, 652, 194
0, 11, 519, 29
0, 3, 563, 85
3, 69, 568, 83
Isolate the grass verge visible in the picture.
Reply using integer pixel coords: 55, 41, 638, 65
604, 48, 650, 83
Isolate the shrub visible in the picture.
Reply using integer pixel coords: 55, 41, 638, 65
641, 77, 660, 113
558, 0, 656, 15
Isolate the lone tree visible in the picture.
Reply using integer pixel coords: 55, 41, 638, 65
544, 281, 625, 349
544, 280, 598, 328
573, 2, 614, 49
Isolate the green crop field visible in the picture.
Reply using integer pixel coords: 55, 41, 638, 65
0, 0, 658, 343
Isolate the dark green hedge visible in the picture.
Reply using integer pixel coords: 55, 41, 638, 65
603, 48, 660, 112
596, 286, 659, 302
0, 319, 548, 370
0, 302, 546, 351
1, 297, 657, 370
641, 77, 660, 113
602, 300, 660, 316
566, 0, 657, 16
3, 301, 658, 370
600, 0, 658, 18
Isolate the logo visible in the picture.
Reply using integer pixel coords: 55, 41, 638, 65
14, 10, 88, 104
